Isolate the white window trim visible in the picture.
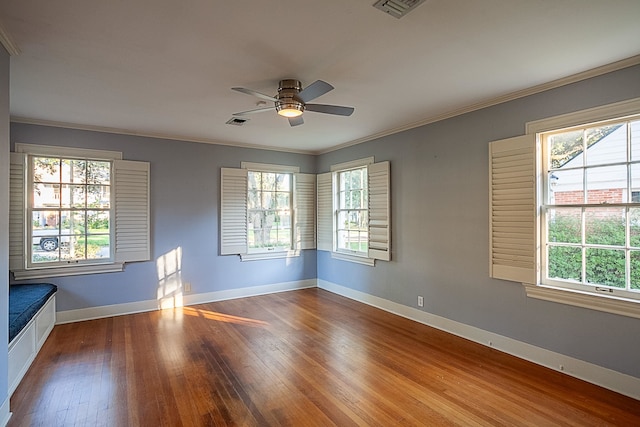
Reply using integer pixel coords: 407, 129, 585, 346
489, 97, 640, 318
10, 144, 150, 278
332, 252, 376, 266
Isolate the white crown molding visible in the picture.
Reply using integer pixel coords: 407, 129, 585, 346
319, 55, 640, 154
0, 19, 20, 56
318, 279, 640, 400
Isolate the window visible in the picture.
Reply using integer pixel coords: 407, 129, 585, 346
220, 163, 315, 260
542, 118, 640, 299
489, 98, 640, 318
317, 158, 390, 265
29, 155, 112, 266
336, 166, 369, 255
10, 144, 150, 279
247, 171, 292, 253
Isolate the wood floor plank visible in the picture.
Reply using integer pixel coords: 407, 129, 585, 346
9, 288, 640, 426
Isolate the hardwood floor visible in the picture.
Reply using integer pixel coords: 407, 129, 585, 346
9, 288, 640, 426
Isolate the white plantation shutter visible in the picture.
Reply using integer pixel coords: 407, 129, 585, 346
9, 153, 26, 271
489, 134, 537, 284
316, 172, 333, 251
114, 160, 151, 263
368, 161, 390, 261
220, 168, 248, 255
294, 173, 316, 250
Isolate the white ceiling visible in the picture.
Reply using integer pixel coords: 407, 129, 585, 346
1, 0, 639, 154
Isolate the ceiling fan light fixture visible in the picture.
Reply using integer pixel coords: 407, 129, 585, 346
276, 100, 304, 117
277, 107, 303, 118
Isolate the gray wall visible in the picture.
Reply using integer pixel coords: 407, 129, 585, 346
0, 46, 10, 410
317, 64, 640, 379
9, 126, 317, 311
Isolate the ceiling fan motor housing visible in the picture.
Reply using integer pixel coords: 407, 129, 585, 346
276, 79, 304, 116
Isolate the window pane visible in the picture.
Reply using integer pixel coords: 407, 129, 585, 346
87, 211, 109, 233
547, 208, 581, 244
585, 124, 626, 166
62, 159, 86, 184
33, 157, 60, 182
33, 211, 59, 232
585, 248, 625, 288
548, 130, 583, 169
247, 172, 259, 191
276, 173, 290, 191
247, 190, 259, 209
87, 185, 110, 208
262, 173, 276, 191
585, 208, 625, 246
261, 191, 274, 209
33, 183, 60, 208
549, 169, 583, 205
87, 161, 110, 184
547, 246, 582, 282
586, 165, 626, 204
631, 120, 640, 161
63, 211, 86, 236
631, 208, 640, 247
630, 250, 640, 291
276, 192, 290, 209
60, 184, 86, 208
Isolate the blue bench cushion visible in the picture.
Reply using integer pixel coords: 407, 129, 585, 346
9, 284, 57, 343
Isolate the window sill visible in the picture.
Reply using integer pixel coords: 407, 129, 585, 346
331, 252, 375, 266
523, 283, 640, 319
12, 263, 124, 280
240, 250, 300, 262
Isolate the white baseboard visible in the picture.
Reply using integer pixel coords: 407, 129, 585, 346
0, 395, 11, 427
56, 279, 316, 324
318, 279, 640, 400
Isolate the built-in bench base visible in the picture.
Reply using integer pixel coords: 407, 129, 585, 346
8, 284, 57, 397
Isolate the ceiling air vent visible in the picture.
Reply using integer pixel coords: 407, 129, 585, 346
226, 117, 249, 126
373, 0, 426, 18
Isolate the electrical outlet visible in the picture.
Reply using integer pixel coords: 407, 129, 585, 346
417, 295, 424, 307
184, 282, 192, 293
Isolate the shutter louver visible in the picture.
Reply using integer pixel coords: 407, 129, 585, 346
368, 161, 391, 261
114, 160, 151, 263
317, 172, 333, 251
9, 153, 25, 271
294, 173, 316, 250
489, 134, 537, 284
221, 168, 247, 255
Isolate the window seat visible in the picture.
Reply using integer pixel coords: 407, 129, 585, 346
8, 283, 57, 396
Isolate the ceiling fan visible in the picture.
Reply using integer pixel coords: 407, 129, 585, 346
231, 79, 354, 127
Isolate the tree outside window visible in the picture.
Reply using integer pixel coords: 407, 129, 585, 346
247, 171, 292, 251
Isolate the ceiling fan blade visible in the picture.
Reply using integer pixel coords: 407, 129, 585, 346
288, 116, 304, 127
305, 104, 354, 116
231, 87, 278, 102
233, 106, 276, 116
296, 80, 334, 103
